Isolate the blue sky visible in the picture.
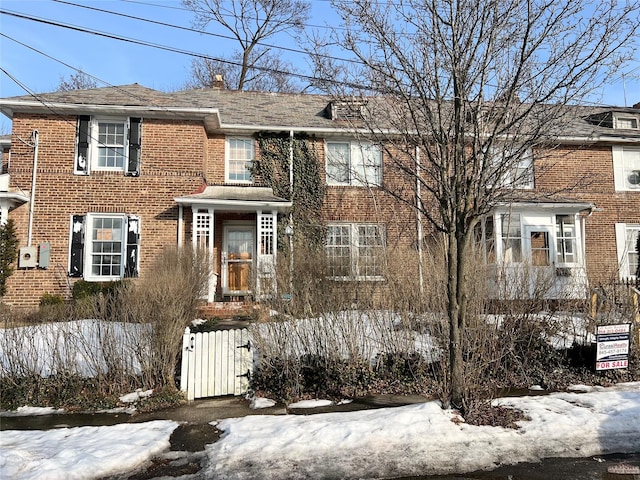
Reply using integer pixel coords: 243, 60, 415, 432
1, 0, 639, 133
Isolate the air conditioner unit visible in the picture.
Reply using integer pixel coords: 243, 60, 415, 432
627, 170, 640, 187
18, 246, 38, 268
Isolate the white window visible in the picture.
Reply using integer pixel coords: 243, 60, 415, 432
69, 214, 140, 281
326, 141, 382, 186
614, 116, 639, 130
500, 214, 522, 263
226, 138, 254, 183
556, 215, 578, 265
94, 119, 127, 170
88, 215, 125, 279
326, 224, 385, 279
615, 223, 640, 279
612, 146, 640, 191
75, 116, 141, 176
486, 146, 533, 189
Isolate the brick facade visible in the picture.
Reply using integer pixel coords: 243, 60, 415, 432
0, 86, 638, 309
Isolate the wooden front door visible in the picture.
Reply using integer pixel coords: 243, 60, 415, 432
223, 225, 254, 295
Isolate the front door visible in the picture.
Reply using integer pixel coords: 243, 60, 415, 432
524, 226, 555, 296
223, 225, 254, 295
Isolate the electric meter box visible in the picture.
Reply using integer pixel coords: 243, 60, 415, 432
18, 246, 38, 268
39, 242, 51, 269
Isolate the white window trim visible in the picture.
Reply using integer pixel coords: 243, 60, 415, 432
0, 201, 7, 226
614, 114, 639, 130
486, 146, 534, 190
494, 213, 582, 268
225, 137, 254, 184
84, 213, 128, 282
615, 223, 640, 279
326, 223, 385, 281
325, 140, 382, 187
612, 145, 640, 191
555, 214, 580, 267
90, 116, 130, 172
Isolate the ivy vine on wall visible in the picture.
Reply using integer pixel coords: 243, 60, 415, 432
253, 132, 326, 247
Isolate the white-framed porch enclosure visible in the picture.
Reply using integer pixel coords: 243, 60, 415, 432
175, 186, 291, 302
475, 200, 594, 299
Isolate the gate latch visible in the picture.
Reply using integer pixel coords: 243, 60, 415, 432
237, 340, 251, 352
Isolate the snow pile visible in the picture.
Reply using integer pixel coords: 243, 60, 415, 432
0, 420, 177, 480
204, 382, 640, 479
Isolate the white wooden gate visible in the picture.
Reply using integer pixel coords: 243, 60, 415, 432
180, 327, 252, 400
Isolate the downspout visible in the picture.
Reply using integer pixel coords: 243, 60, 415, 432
289, 130, 294, 296
416, 146, 424, 295
177, 204, 183, 249
27, 130, 39, 247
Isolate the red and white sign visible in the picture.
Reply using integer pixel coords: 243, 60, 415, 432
596, 324, 631, 371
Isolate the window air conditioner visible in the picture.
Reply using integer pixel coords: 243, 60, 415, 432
627, 170, 640, 187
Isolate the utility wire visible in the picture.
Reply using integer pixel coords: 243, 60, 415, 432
54, 0, 358, 65
0, 8, 376, 93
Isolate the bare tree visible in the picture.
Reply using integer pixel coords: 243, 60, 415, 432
184, 50, 298, 92
311, 0, 640, 410
57, 71, 98, 91
182, 0, 310, 91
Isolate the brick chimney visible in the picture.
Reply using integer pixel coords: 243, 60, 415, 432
212, 74, 224, 89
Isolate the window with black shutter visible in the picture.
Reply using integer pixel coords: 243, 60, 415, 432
125, 215, 140, 277
73, 115, 143, 176
68, 214, 141, 280
74, 116, 91, 175
69, 215, 85, 277
126, 118, 142, 177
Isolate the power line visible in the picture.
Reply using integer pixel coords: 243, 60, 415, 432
54, 0, 357, 64
0, 8, 373, 92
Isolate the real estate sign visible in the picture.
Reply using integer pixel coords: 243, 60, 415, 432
596, 323, 631, 371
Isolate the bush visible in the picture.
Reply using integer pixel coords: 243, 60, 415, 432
0, 246, 209, 412
0, 219, 18, 296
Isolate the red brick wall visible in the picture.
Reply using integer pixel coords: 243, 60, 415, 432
4, 114, 208, 308
535, 144, 640, 284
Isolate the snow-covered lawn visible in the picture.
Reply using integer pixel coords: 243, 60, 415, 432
1, 382, 639, 479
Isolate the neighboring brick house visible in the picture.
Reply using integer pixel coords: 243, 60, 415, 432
0, 84, 638, 309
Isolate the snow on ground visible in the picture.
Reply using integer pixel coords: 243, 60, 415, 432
0, 383, 639, 479
203, 382, 640, 480
0, 420, 177, 480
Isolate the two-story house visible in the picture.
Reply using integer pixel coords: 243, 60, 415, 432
0, 84, 638, 309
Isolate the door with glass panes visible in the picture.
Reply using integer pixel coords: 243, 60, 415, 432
222, 225, 254, 295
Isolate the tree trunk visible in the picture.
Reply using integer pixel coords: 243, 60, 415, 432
447, 224, 470, 411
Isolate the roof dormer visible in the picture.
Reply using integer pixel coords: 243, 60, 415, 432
327, 99, 367, 122
586, 110, 640, 130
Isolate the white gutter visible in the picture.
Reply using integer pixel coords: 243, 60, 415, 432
27, 130, 38, 247
174, 197, 292, 211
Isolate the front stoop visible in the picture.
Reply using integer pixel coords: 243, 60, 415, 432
197, 301, 257, 320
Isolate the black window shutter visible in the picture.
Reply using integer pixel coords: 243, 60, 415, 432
125, 216, 140, 277
69, 215, 85, 277
126, 117, 142, 177
75, 116, 90, 175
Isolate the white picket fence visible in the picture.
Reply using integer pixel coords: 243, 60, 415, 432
179, 327, 253, 401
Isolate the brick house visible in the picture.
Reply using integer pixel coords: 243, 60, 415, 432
0, 84, 638, 309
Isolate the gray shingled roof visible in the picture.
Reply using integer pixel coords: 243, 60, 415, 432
2, 84, 639, 139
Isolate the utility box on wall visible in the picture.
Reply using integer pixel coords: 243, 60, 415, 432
18, 246, 38, 268
39, 242, 51, 269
